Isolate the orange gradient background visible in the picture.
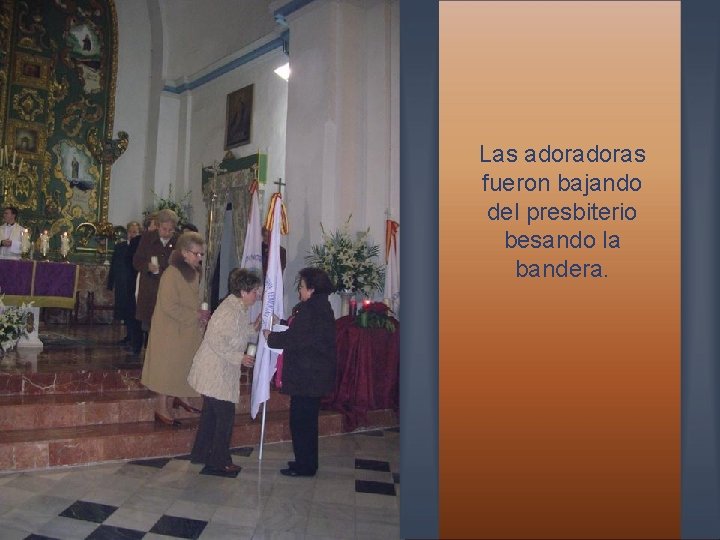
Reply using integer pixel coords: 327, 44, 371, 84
439, 2, 679, 538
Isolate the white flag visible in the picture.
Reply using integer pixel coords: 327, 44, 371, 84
241, 188, 263, 323
384, 220, 400, 319
250, 196, 285, 418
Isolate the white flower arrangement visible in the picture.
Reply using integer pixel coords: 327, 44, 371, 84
306, 217, 385, 296
0, 296, 31, 352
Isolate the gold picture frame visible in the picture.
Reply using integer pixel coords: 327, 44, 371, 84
7, 119, 47, 159
13, 53, 51, 89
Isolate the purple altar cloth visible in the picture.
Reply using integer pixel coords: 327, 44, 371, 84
34, 262, 77, 298
0, 260, 33, 296
0, 260, 78, 308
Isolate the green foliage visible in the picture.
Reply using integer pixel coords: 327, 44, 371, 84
144, 185, 191, 226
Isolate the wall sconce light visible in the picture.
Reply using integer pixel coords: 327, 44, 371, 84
274, 62, 290, 81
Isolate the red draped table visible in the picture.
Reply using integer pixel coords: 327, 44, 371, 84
323, 316, 399, 430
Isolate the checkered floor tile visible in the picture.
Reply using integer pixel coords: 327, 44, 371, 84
0, 429, 399, 539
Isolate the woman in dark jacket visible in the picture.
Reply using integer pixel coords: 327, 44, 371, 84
264, 267, 337, 477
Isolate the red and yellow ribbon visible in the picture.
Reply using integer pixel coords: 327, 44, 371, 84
264, 192, 289, 235
385, 219, 398, 262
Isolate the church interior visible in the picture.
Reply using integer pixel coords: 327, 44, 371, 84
0, 1, 401, 538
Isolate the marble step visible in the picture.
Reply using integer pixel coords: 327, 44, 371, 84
0, 389, 291, 431
0, 409, 291, 471
0, 367, 145, 396
0, 408, 398, 472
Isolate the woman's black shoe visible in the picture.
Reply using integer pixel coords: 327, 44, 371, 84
280, 467, 315, 477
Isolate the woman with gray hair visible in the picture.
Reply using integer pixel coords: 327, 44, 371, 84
133, 208, 180, 332
142, 231, 209, 425
187, 268, 262, 473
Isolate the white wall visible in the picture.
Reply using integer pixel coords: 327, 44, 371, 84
152, 44, 289, 232
108, 0, 156, 226
284, 0, 400, 307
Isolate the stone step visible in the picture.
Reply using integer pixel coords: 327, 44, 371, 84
0, 389, 291, 431
0, 408, 398, 472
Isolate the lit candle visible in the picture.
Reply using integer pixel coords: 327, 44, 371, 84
18, 157, 23, 172
21, 229, 30, 253
60, 232, 70, 257
40, 230, 49, 257
349, 297, 357, 317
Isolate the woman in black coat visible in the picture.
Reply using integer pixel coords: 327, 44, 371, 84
264, 267, 337, 477
107, 221, 141, 343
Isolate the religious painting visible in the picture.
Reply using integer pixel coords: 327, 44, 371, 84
66, 21, 103, 94
52, 140, 97, 193
225, 84, 253, 149
13, 53, 50, 89
7, 120, 47, 159
67, 22, 101, 59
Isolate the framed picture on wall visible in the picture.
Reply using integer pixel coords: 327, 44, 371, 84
13, 53, 50, 88
225, 84, 253, 149
7, 120, 47, 159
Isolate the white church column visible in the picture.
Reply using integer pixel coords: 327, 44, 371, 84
283, 0, 399, 306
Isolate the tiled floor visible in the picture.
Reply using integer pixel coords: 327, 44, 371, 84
0, 430, 400, 539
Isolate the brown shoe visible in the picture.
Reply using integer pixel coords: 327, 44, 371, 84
172, 397, 201, 414
154, 412, 181, 427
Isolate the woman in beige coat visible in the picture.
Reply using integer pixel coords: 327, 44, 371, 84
187, 268, 261, 473
141, 232, 208, 425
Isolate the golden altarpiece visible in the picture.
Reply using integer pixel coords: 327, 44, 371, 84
0, 0, 126, 261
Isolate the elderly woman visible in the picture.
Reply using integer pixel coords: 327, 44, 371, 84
187, 268, 262, 473
264, 267, 336, 477
141, 231, 207, 425
133, 208, 180, 332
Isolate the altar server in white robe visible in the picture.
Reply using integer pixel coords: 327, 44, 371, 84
0, 206, 23, 260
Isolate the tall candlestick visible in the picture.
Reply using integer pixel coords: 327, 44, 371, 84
18, 157, 23, 172
12, 150, 16, 168
21, 228, 30, 254
60, 231, 70, 258
40, 230, 49, 257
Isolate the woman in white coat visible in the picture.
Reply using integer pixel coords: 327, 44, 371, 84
187, 268, 261, 474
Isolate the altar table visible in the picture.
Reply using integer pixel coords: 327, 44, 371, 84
323, 316, 400, 430
0, 260, 78, 309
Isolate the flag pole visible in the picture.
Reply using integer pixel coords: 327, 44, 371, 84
259, 401, 267, 460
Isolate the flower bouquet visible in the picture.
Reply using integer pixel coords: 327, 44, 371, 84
144, 186, 192, 227
356, 301, 397, 332
305, 217, 384, 296
0, 296, 31, 352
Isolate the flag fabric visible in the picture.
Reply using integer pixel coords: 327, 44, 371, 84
384, 220, 400, 318
250, 194, 285, 418
241, 185, 263, 323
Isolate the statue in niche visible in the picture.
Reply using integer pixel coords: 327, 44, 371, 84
82, 34, 91, 51
71, 156, 79, 179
